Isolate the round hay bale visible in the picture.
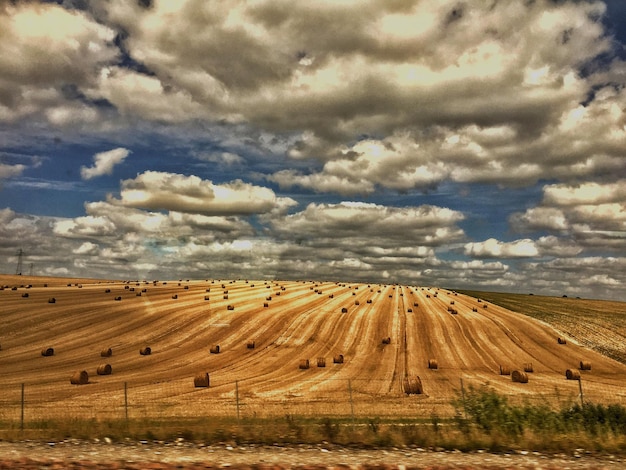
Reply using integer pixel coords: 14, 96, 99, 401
205, 296, 210, 301
499, 365, 511, 375
566, 369, 581, 380
354, 300, 360, 305
333, 354, 344, 364
21, 293, 29, 298
41, 347, 54, 357
367, 299, 372, 303
413, 302, 418, 307
97, 363, 112, 375
70, 370, 89, 385
579, 361, 592, 371
263, 302, 269, 307
428, 359, 438, 370
266, 296, 272, 300
407, 308, 413, 312
139, 346, 151, 355
114, 296, 122, 301
341, 307, 348, 313
382, 337, 391, 344
523, 362, 534, 373
246, 341, 255, 349
299, 359, 310, 369
100, 347, 112, 357
171, 294, 178, 299
227, 305, 234, 310
511, 370, 528, 383
194, 372, 210, 388
558, 337, 567, 344
48, 297, 56, 303
317, 357, 326, 367
402, 376, 424, 395
210, 345, 221, 354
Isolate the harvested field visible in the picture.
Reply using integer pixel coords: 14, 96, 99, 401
1, 275, 626, 421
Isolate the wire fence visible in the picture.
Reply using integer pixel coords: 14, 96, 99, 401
2, 375, 624, 428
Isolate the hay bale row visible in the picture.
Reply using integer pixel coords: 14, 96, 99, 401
402, 376, 424, 395
511, 370, 528, 383
194, 372, 210, 388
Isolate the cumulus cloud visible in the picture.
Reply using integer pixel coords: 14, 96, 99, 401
464, 238, 540, 259
0, 163, 26, 179
111, 171, 297, 216
271, 201, 465, 248
0, 2, 117, 124
80, 147, 130, 180
510, 179, 626, 251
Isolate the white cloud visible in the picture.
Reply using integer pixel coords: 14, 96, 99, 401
464, 238, 539, 259
510, 180, 626, 251
80, 147, 130, 180
112, 171, 297, 216
0, 163, 26, 179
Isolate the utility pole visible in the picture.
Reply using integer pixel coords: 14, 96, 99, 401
15, 249, 23, 275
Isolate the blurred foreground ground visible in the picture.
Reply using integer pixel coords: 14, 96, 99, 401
0, 441, 625, 469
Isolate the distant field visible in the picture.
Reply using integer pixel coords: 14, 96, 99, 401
1, 274, 626, 424
457, 290, 626, 365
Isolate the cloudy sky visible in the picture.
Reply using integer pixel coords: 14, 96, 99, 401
1, 0, 626, 300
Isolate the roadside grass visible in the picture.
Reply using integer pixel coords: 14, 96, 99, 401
3, 387, 626, 454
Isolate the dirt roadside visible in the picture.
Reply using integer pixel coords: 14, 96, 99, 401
1, 440, 625, 469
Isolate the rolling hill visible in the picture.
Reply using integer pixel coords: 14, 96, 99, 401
1, 274, 625, 420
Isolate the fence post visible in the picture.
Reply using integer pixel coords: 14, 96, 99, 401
124, 382, 128, 421
235, 380, 240, 420
460, 377, 467, 419
20, 383, 24, 431
578, 377, 584, 407
348, 379, 355, 423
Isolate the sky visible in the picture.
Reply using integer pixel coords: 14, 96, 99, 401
1, 0, 626, 301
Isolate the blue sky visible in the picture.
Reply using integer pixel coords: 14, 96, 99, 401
1, 0, 626, 300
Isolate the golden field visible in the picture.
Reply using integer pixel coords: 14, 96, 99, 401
1, 274, 625, 422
